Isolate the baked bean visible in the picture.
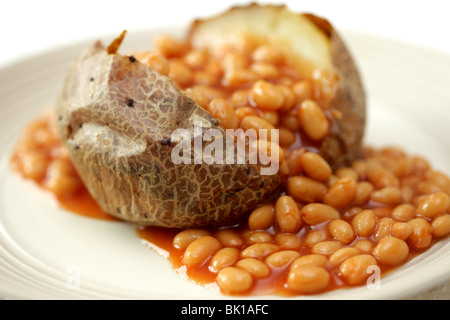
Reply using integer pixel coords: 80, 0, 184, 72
370, 187, 403, 205
248, 204, 275, 230
328, 219, 356, 245
411, 156, 431, 173
432, 214, 450, 237
400, 186, 415, 203
327, 175, 339, 187
209, 247, 240, 272
426, 170, 450, 192
240, 115, 275, 139
274, 233, 302, 250
243, 231, 273, 244
287, 176, 327, 203
278, 127, 296, 147
278, 85, 296, 112
252, 44, 284, 64
416, 181, 444, 195
251, 62, 280, 79
217, 267, 253, 293
379, 147, 407, 159
299, 152, 332, 182
352, 210, 377, 237
311, 240, 344, 256
351, 159, 368, 178
235, 106, 258, 121
284, 148, 304, 176
329, 247, 360, 267
214, 229, 243, 247
44, 158, 81, 196
249, 139, 284, 165
297, 100, 329, 141
204, 59, 222, 78
241, 243, 279, 259
336, 167, 359, 181
20, 151, 47, 181
230, 89, 249, 107
292, 80, 312, 102
137, 52, 170, 76
339, 254, 378, 285
353, 181, 374, 206
265, 250, 300, 268
275, 195, 302, 233
366, 161, 399, 189
415, 192, 450, 218
193, 71, 218, 86
222, 51, 249, 71
392, 222, 413, 240
280, 114, 299, 132
353, 240, 375, 253
261, 111, 279, 126
185, 85, 224, 109
223, 69, 258, 86
372, 206, 393, 218
372, 236, 409, 266
342, 206, 363, 220
182, 236, 222, 267
154, 35, 187, 58
305, 228, 329, 246
302, 203, 340, 225
168, 60, 193, 86
392, 204, 415, 222
208, 98, 239, 130
236, 258, 271, 278
373, 217, 395, 242
250, 80, 284, 110
408, 218, 433, 250
183, 49, 208, 69
173, 229, 212, 249
287, 266, 330, 294
324, 178, 357, 210
291, 254, 328, 269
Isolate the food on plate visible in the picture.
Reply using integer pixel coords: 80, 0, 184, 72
187, 4, 366, 168
54, 35, 280, 228
51, 4, 365, 228
10, 3, 450, 297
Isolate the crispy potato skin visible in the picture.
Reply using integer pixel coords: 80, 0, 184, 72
305, 14, 366, 169
55, 42, 280, 228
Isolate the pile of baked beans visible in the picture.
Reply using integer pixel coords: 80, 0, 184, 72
159, 146, 450, 295
11, 33, 450, 296
136, 34, 450, 295
134, 32, 337, 164
11, 109, 83, 197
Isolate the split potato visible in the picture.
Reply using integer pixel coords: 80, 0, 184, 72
55, 4, 365, 228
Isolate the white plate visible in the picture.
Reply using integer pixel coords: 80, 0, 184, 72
0, 29, 449, 300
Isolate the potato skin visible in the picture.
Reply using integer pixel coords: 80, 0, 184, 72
305, 14, 366, 169
55, 41, 280, 228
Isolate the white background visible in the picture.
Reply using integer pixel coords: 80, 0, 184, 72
1, 0, 450, 67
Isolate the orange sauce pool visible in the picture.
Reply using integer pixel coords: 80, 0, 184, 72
57, 188, 118, 222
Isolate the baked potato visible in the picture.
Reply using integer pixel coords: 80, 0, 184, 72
188, 4, 366, 168
54, 4, 365, 228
